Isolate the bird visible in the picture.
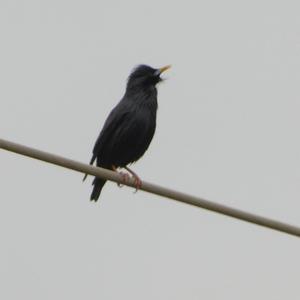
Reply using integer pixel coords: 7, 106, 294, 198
83, 64, 171, 201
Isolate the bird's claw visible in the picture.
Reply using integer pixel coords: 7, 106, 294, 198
117, 172, 130, 187
113, 166, 142, 192
132, 175, 142, 193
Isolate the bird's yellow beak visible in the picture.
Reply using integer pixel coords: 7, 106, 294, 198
159, 65, 171, 74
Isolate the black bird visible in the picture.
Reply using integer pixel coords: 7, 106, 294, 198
84, 64, 171, 201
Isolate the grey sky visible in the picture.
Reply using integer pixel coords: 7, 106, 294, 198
1, 1, 300, 299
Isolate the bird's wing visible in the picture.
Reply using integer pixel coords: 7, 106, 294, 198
92, 104, 130, 156
83, 102, 129, 181
83, 104, 130, 182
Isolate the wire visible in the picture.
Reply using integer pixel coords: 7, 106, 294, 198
1, 137, 300, 238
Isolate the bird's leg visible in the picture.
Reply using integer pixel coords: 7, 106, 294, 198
112, 165, 130, 187
124, 166, 142, 192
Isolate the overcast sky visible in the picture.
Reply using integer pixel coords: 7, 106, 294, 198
1, 1, 300, 299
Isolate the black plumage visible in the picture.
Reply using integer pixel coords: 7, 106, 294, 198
84, 64, 170, 201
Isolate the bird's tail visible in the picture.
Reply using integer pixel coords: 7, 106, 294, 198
90, 177, 106, 201
83, 155, 96, 182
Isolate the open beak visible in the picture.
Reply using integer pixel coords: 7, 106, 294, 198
159, 65, 171, 74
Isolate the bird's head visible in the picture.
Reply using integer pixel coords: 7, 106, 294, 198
126, 64, 171, 91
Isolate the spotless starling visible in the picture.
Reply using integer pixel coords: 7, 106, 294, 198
84, 64, 171, 201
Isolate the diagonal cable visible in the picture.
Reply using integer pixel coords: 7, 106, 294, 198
1, 138, 300, 238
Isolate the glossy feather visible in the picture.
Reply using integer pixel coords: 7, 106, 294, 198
86, 64, 167, 201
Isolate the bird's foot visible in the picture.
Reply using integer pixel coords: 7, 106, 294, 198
125, 167, 142, 192
118, 171, 131, 187
132, 175, 142, 193
112, 165, 130, 187
112, 165, 142, 191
